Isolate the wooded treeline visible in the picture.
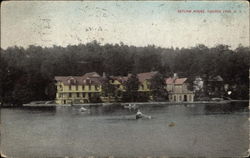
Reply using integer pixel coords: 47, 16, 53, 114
0, 41, 249, 105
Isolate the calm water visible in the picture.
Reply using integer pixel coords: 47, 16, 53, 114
1, 103, 249, 158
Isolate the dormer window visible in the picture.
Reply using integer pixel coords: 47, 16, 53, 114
68, 77, 76, 85
86, 78, 91, 84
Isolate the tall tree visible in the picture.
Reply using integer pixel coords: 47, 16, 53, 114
1, 42, 250, 105
123, 73, 140, 102
150, 73, 168, 101
101, 76, 116, 102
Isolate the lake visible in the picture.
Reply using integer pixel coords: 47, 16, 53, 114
1, 102, 249, 158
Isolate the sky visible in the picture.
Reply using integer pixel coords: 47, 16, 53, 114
1, 1, 249, 49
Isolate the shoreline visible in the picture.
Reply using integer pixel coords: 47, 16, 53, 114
0, 100, 247, 108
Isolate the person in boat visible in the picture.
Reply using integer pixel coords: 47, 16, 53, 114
136, 109, 143, 119
80, 107, 87, 112
135, 109, 152, 119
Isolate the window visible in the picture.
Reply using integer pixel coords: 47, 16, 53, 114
77, 93, 80, 98
68, 78, 76, 84
141, 84, 144, 89
88, 85, 91, 90
174, 96, 176, 101
179, 95, 182, 101
58, 85, 63, 91
184, 95, 187, 101
95, 85, 98, 90
82, 93, 85, 97
82, 85, 85, 90
69, 85, 71, 90
76, 86, 78, 91
69, 93, 72, 98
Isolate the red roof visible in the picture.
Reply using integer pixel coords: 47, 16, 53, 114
165, 77, 187, 84
165, 78, 175, 84
137, 71, 158, 83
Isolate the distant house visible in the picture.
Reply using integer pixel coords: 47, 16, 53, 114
101, 76, 128, 102
136, 71, 158, 100
105, 71, 159, 102
193, 76, 204, 92
54, 71, 162, 104
109, 76, 128, 92
110, 71, 158, 93
137, 71, 158, 92
55, 72, 102, 104
110, 71, 158, 100
165, 73, 194, 102
206, 75, 225, 97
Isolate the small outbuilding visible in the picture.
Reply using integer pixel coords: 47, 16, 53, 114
165, 74, 194, 102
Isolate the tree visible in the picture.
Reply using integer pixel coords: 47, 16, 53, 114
123, 73, 139, 102
101, 76, 116, 102
150, 73, 168, 101
12, 75, 34, 105
1, 42, 249, 105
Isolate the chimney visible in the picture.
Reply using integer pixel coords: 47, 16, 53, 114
173, 73, 178, 79
102, 72, 106, 78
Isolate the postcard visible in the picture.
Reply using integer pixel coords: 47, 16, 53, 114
1, 1, 249, 158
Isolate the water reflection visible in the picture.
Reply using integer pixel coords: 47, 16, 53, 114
18, 102, 248, 117
1, 102, 248, 157
203, 102, 248, 115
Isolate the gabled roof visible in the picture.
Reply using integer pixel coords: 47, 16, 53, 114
83, 72, 100, 78
208, 75, 223, 82
55, 72, 102, 85
110, 76, 128, 83
165, 77, 187, 85
137, 71, 158, 83
55, 71, 160, 85
165, 78, 175, 84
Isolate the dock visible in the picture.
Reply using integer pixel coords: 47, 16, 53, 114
22, 100, 248, 107
23, 103, 71, 107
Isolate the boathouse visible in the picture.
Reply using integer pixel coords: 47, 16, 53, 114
165, 74, 194, 102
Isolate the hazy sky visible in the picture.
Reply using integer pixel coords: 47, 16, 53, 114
1, 1, 249, 49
